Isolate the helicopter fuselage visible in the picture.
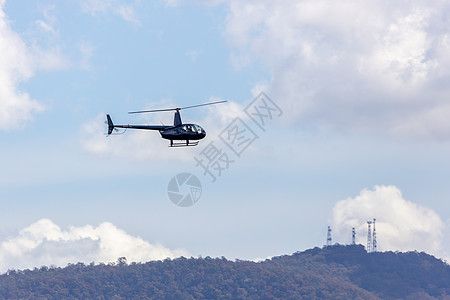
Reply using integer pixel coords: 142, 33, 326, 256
160, 123, 206, 141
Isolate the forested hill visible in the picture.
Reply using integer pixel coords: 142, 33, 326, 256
0, 245, 449, 299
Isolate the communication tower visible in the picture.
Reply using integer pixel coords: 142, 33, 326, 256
372, 218, 377, 252
352, 227, 356, 245
326, 226, 332, 246
367, 221, 372, 253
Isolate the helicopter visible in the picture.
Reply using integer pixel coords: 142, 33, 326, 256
106, 100, 227, 147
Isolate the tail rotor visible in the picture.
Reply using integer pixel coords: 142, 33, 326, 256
106, 114, 115, 135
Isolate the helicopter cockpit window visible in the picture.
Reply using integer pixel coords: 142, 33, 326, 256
182, 125, 187, 131
194, 125, 203, 133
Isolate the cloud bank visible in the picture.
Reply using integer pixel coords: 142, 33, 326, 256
0, 219, 188, 273
220, 0, 450, 140
330, 185, 445, 258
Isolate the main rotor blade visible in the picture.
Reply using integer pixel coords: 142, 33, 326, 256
180, 100, 227, 110
128, 100, 227, 114
128, 108, 178, 114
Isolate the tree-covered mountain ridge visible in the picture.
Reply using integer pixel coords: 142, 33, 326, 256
0, 244, 448, 299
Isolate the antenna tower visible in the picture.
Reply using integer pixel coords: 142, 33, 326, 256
352, 227, 356, 245
367, 221, 372, 253
326, 226, 332, 246
372, 218, 377, 252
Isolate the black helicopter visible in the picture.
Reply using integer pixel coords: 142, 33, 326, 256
106, 100, 227, 147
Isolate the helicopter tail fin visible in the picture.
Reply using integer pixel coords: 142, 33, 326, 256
106, 114, 114, 135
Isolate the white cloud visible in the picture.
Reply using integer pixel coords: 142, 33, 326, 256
31, 46, 71, 71
165, 0, 225, 7
186, 50, 200, 61
219, 0, 450, 140
0, 2, 78, 131
165, 0, 180, 7
330, 185, 446, 258
0, 2, 44, 130
0, 219, 188, 272
35, 20, 55, 33
78, 41, 95, 70
79, 0, 140, 24
35, 4, 57, 34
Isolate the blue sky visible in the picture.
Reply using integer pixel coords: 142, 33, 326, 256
1, 0, 450, 271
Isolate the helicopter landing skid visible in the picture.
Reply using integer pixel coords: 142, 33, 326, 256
169, 140, 199, 147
